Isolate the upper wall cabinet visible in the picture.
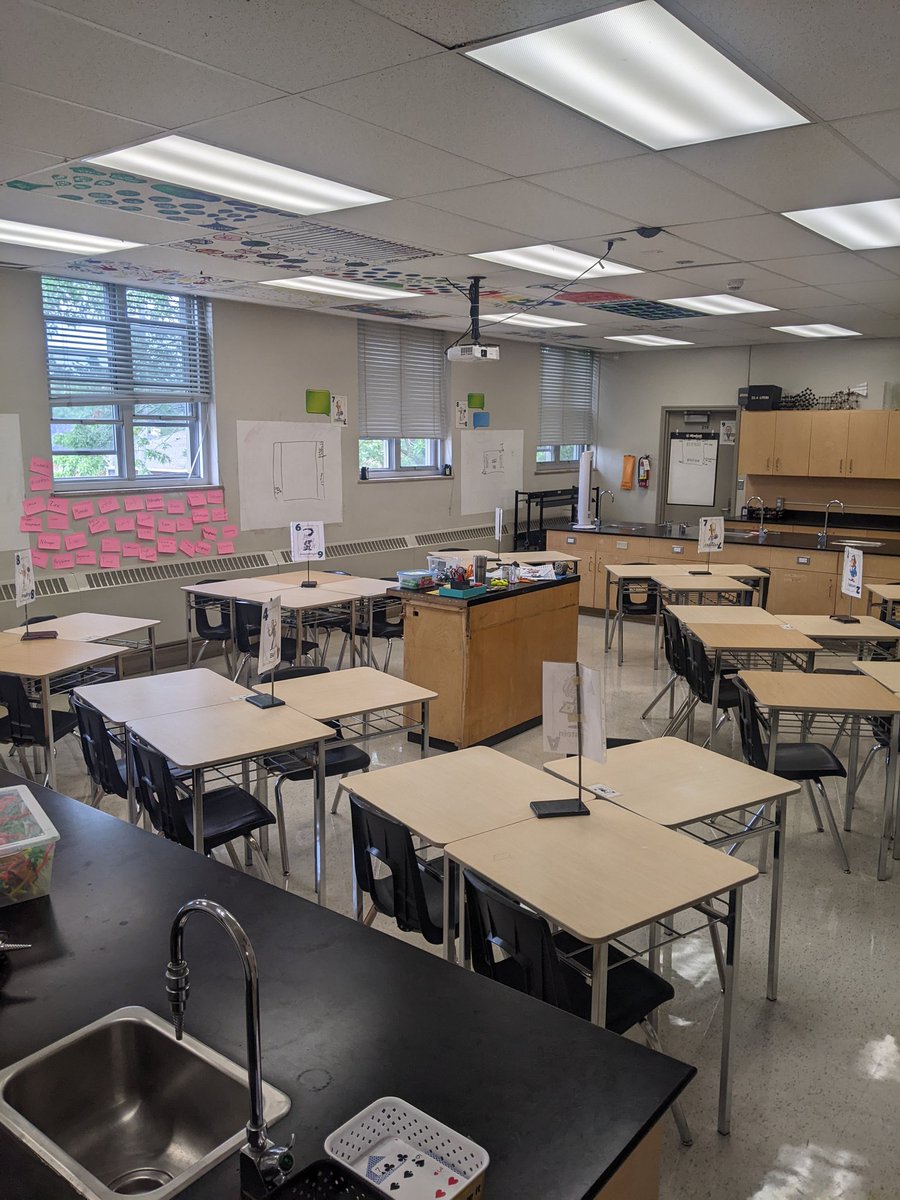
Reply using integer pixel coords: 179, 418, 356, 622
739, 409, 893, 478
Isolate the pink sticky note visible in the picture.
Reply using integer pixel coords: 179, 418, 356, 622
52, 553, 74, 570
157, 537, 177, 555
217, 541, 235, 556
38, 533, 61, 550
22, 497, 46, 516
46, 512, 69, 530
175, 516, 193, 532
47, 496, 70, 515
75, 549, 97, 566
88, 516, 110, 535
30, 474, 52, 491
122, 542, 141, 558
124, 495, 145, 511
210, 507, 228, 522
157, 518, 176, 535
166, 498, 185, 515
206, 488, 224, 505
136, 511, 155, 528
195, 541, 212, 557
186, 491, 206, 507
64, 532, 87, 550
201, 525, 218, 541
30, 455, 52, 477
101, 537, 121, 554
19, 516, 42, 533
71, 499, 95, 520
179, 540, 196, 557
137, 526, 155, 541
32, 550, 48, 569
222, 524, 238, 538
97, 495, 120, 514
100, 553, 120, 569
191, 507, 210, 525
138, 545, 157, 563
145, 494, 164, 511
115, 516, 135, 533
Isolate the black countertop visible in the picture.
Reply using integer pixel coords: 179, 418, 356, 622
388, 574, 579, 608
565, 521, 900, 558
0, 776, 693, 1200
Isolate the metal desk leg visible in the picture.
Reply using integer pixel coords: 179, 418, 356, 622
185, 593, 193, 668
192, 766, 204, 854
589, 942, 609, 1027
314, 737, 327, 905
125, 729, 138, 824
709, 652, 722, 750
41, 676, 56, 789
603, 571, 612, 653
878, 713, 900, 878
653, 591, 662, 671
442, 854, 457, 964
844, 715, 860, 831
617, 586, 625, 667
647, 921, 662, 1031
458, 869, 470, 970
149, 625, 158, 675
767, 794, 786, 1002
421, 700, 430, 759
718, 886, 743, 1136
368, 597, 374, 670
348, 601, 357, 671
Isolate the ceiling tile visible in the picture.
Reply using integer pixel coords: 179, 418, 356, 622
0, 141, 60, 183
832, 109, 900, 180
661, 261, 800, 291
754, 252, 896, 286
415, 179, 626, 241
822, 279, 900, 309
323, 200, 521, 255
672, 214, 837, 260
0, 83, 161, 159
39, 0, 439, 92
305, 53, 644, 177
569, 231, 735, 272
730, 283, 846, 309
0, 1, 282, 127
0, 183, 210, 245
353, 1, 612, 46
667, 125, 899, 211
528, 155, 763, 225
858, 247, 900, 276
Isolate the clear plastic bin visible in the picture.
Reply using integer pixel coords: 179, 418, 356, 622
0, 784, 59, 907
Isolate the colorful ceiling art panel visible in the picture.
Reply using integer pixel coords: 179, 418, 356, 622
57, 258, 245, 292
544, 288, 702, 320
168, 227, 439, 273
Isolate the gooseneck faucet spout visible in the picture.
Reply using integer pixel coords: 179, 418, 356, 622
819, 499, 844, 548
745, 496, 767, 538
598, 489, 614, 525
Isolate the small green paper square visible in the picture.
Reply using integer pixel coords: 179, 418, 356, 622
306, 389, 331, 415
467, 393, 485, 410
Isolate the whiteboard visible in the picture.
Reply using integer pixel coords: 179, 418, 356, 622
666, 432, 718, 507
237, 420, 343, 531
459, 429, 524, 516
1, 415, 28, 552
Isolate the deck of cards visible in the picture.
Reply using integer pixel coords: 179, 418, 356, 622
361, 1137, 468, 1196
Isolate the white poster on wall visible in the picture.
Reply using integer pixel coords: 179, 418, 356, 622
237, 420, 343, 531
0, 415, 28, 553
459, 428, 524, 516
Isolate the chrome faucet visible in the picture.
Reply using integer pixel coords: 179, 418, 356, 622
745, 495, 767, 539
819, 499, 844, 548
166, 899, 294, 1196
597, 489, 614, 526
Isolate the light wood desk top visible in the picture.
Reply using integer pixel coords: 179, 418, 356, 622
865, 583, 900, 602
75, 668, 252, 724
543, 738, 800, 826
255, 665, 436, 719
667, 604, 778, 626
317, 576, 393, 597
654, 575, 751, 593
183, 578, 279, 600
448, 802, 758, 944
0, 636, 121, 678
692, 563, 768, 579
854, 659, 900, 694
257, 569, 336, 587
273, 586, 363, 611
129, 701, 333, 769
739, 669, 900, 715
605, 563, 678, 579
689, 624, 820, 653
4, 612, 159, 641
774, 614, 900, 640
348, 746, 578, 848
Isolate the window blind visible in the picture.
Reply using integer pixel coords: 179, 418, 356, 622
538, 344, 597, 445
42, 276, 212, 406
358, 321, 447, 439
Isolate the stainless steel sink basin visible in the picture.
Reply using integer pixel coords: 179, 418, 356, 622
831, 538, 884, 547
0, 1007, 291, 1199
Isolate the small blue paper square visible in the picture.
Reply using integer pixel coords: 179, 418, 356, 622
472, 411, 490, 428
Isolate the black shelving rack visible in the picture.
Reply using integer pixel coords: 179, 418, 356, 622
513, 485, 600, 550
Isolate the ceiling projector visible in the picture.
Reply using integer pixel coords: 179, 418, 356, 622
446, 344, 500, 362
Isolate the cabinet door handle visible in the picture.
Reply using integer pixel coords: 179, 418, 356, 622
766, 456, 771, 470
849, 458, 853, 475
839, 458, 843, 474
775, 457, 781, 471
588, 558, 594, 573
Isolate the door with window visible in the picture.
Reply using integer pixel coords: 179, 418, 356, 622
658, 408, 737, 527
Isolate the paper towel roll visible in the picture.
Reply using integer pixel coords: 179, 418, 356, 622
574, 449, 595, 529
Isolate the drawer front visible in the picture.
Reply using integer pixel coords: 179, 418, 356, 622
768, 547, 839, 573
649, 538, 703, 562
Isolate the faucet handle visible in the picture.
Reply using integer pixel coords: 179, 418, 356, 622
240, 1135, 295, 1197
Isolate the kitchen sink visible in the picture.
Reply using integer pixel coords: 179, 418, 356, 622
0, 1007, 291, 1199
831, 539, 884, 547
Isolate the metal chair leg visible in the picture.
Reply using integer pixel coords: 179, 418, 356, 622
15, 747, 34, 781
708, 922, 726, 992
244, 833, 276, 885
273, 777, 291, 886
641, 673, 677, 720
813, 779, 851, 873
383, 639, 395, 673
363, 903, 378, 927
804, 780, 824, 831
331, 766, 369, 815
640, 1020, 693, 1146
852, 743, 882, 792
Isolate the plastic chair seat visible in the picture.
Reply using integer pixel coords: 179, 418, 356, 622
262, 741, 370, 782
181, 784, 276, 854
772, 743, 847, 780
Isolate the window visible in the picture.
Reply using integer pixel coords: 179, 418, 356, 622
537, 344, 597, 470
41, 275, 213, 488
358, 321, 447, 477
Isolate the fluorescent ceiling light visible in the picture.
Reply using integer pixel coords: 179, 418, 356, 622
466, 0, 806, 150
480, 312, 584, 328
89, 135, 388, 215
783, 198, 900, 249
0, 219, 141, 255
664, 294, 777, 315
260, 275, 419, 300
471, 244, 640, 278
771, 324, 861, 339
605, 334, 694, 347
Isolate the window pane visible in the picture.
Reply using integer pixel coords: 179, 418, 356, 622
400, 438, 433, 468
46, 320, 115, 396
134, 401, 193, 417
359, 439, 390, 470
52, 453, 119, 480
125, 289, 190, 325
536, 446, 553, 463
51, 404, 117, 421
134, 424, 194, 476
559, 444, 580, 461
51, 419, 118, 453
41, 277, 109, 321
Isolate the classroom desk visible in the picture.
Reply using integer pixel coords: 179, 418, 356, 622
0, 636, 124, 788
774, 613, 900, 657
257, 569, 336, 587
3, 613, 159, 673
666, 604, 780, 625
865, 582, 900, 618
739, 669, 900, 880
183, 577, 278, 667
652, 576, 753, 669
543, 738, 801, 1001
127, 702, 333, 899
854, 658, 900, 694
447, 804, 757, 1135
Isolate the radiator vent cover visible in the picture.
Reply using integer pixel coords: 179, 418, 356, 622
277, 536, 408, 563
80, 552, 276, 590
414, 524, 508, 547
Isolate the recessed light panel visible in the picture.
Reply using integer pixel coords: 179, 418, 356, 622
89, 136, 389, 216
665, 294, 777, 315
466, 0, 806, 150
771, 324, 861, 338
783, 198, 900, 249
480, 312, 584, 328
471, 244, 641, 279
0, 219, 142, 255
260, 276, 419, 300
605, 334, 694, 346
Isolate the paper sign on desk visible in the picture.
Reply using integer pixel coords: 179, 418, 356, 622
100, 553, 120, 569
136, 511, 155, 528
191, 507, 210, 524
32, 550, 48, 569
166, 498, 185, 515
15, 549, 35, 608
179, 540, 196, 557
186, 491, 206, 507
124, 495, 145, 512
587, 782, 621, 799
19, 516, 42, 533
101, 537, 121, 554
88, 516, 110, 535
97, 496, 120, 514
52, 553, 74, 570
145, 494, 164, 510
22, 497, 46, 516
290, 520, 325, 562
217, 541, 235, 555
258, 597, 282, 676
30, 474, 52, 491
697, 516, 724, 555
542, 661, 606, 761
115, 516, 135, 533
38, 533, 61, 551
71, 500, 95, 520
175, 516, 193, 532
137, 526, 155, 541
138, 545, 157, 562
46, 512, 69, 531
75, 549, 97, 566
157, 518, 176, 535
210, 507, 227, 522
842, 545, 863, 600
30, 455, 52, 477
222, 524, 238, 538
122, 542, 140, 558
157, 537, 177, 554
64, 532, 87, 551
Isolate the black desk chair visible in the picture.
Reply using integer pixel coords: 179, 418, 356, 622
71, 694, 128, 808
620, 564, 657, 617
191, 579, 233, 672
337, 598, 403, 672
681, 629, 741, 747
349, 794, 456, 945
463, 870, 692, 1147
0, 673, 79, 783
734, 678, 850, 873
644, 609, 689, 722
233, 600, 317, 683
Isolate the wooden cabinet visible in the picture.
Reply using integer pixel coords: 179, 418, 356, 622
737, 411, 776, 474
742, 408, 894, 478
847, 409, 889, 477
885, 411, 900, 478
772, 412, 812, 475
546, 531, 651, 609
766, 548, 839, 614
807, 411, 849, 476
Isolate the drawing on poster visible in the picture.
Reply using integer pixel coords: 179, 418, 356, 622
482, 446, 505, 474
273, 440, 325, 502
460, 428, 523, 516
237, 420, 343, 531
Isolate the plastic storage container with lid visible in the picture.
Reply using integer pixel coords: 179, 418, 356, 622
0, 784, 60, 908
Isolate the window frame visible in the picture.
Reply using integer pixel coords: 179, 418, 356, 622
535, 442, 590, 472
536, 344, 598, 472
358, 435, 447, 480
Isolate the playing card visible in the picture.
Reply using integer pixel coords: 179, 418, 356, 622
354, 1136, 469, 1197
587, 782, 621, 799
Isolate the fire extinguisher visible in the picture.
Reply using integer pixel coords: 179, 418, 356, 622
638, 454, 651, 489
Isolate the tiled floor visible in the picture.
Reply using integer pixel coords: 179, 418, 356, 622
46, 613, 900, 1200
